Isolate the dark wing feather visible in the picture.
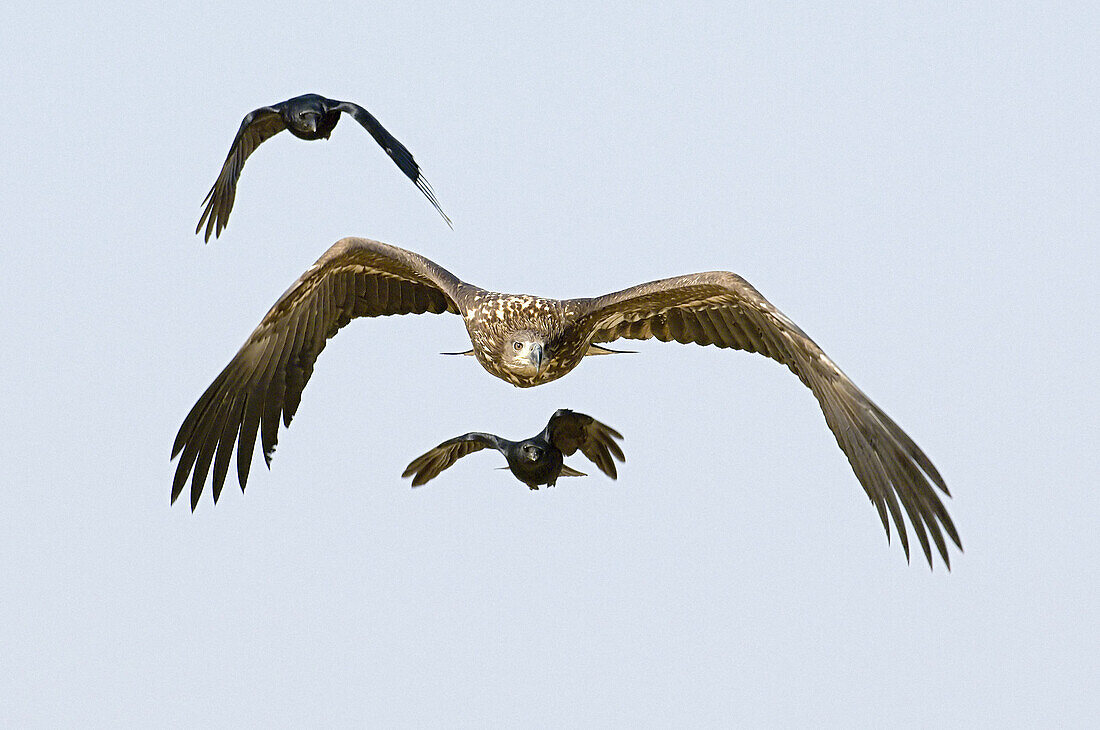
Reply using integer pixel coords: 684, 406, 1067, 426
196, 106, 285, 242
401, 433, 507, 487
546, 409, 625, 479
332, 101, 452, 228
570, 272, 960, 568
171, 237, 470, 509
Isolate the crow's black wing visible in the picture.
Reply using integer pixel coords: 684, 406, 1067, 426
402, 432, 508, 487
196, 105, 284, 242
332, 100, 451, 228
546, 409, 625, 479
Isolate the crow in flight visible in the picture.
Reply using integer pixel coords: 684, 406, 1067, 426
403, 409, 624, 489
196, 94, 450, 241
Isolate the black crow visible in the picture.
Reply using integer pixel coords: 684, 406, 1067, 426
402, 409, 624, 489
196, 94, 450, 241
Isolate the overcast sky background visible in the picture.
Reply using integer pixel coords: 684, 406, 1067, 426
1, 2, 1096, 726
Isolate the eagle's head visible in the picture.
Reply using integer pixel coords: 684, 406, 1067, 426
502, 330, 547, 379
521, 443, 544, 462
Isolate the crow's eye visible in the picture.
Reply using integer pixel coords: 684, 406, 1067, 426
513, 342, 523, 351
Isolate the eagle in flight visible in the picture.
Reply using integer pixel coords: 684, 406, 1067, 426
171, 237, 961, 568
403, 409, 624, 489
196, 94, 450, 242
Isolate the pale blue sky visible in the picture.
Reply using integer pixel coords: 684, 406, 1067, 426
1, 2, 1096, 726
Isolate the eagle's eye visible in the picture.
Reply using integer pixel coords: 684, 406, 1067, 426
513, 342, 523, 352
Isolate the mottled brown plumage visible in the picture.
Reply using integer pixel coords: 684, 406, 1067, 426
171, 237, 960, 568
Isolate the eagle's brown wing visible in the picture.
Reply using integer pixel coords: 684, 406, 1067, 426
171, 237, 471, 509
545, 409, 625, 479
196, 105, 284, 242
569, 272, 960, 569
331, 101, 451, 228
401, 432, 506, 487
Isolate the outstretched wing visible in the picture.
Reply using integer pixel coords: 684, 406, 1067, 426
546, 409, 625, 479
402, 433, 507, 487
332, 101, 452, 228
570, 272, 960, 568
196, 105, 285, 242
171, 237, 471, 509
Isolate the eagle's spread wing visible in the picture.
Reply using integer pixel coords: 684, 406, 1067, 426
571, 272, 960, 568
332, 101, 452, 228
196, 106, 285, 242
402, 432, 507, 486
546, 409, 625, 479
172, 238, 469, 509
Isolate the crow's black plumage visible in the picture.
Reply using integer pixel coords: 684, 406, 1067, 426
196, 94, 450, 241
402, 409, 624, 489
171, 237, 960, 568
